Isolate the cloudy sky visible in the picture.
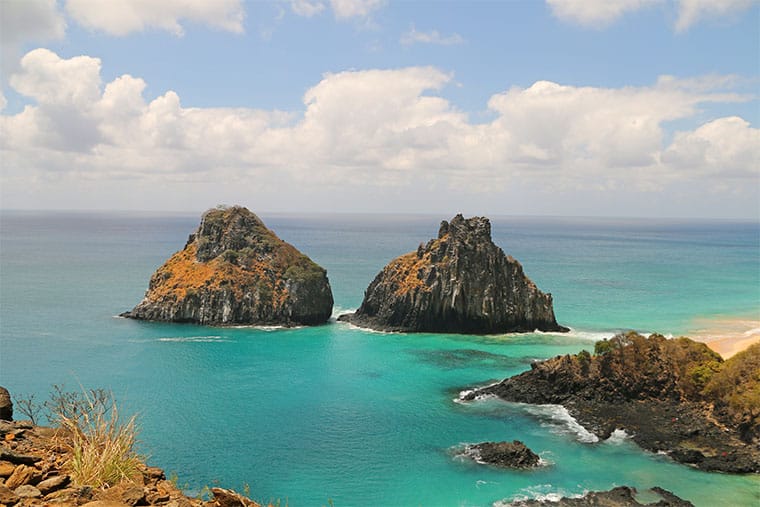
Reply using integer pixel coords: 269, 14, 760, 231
1, 0, 758, 218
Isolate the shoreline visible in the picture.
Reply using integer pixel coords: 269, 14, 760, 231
685, 313, 760, 359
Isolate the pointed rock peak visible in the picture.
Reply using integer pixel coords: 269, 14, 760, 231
195, 206, 274, 262
438, 214, 491, 242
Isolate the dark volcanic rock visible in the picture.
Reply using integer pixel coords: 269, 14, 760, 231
463, 332, 760, 473
508, 486, 694, 506
462, 440, 541, 468
123, 206, 333, 326
339, 214, 567, 334
0, 386, 12, 420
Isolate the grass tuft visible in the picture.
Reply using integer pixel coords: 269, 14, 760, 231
56, 390, 141, 488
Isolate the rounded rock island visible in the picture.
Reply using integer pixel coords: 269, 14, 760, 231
339, 214, 568, 334
123, 206, 333, 326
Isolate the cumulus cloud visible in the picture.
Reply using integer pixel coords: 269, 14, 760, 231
547, 0, 758, 30
1, 49, 757, 207
400, 25, 465, 46
0, 0, 66, 46
64, 0, 245, 36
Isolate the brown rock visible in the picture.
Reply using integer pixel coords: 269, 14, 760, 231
0, 484, 19, 505
80, 502, 132, 507
43, 487, 79, 502
210, 488, 261, 507
119, 485, 145, 506
5, 465, 36, 490
0, 387, 12, 421
36, 475, 69, 494
0, 461, 16, 477
13, 485, 41, 499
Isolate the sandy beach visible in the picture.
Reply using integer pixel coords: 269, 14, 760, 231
687, 314, 760, 359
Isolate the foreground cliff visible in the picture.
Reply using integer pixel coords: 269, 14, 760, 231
339, 214, 567, 334
463, 333, 760, 473
123, 206, 333, 326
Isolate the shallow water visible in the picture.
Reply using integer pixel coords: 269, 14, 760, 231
1, 211, 758, 506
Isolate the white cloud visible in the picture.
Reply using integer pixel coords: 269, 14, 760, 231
289, 0, 326, 17
547, 0, 758, 30
0, 0, 66, 46
675, 0, 757, 32
663, 116, 760, 176
64, 0, 245, 36
1, 49, 757, 213
400, 26, 464, 46
546, 0, 661, 27
329, 0, 385, 20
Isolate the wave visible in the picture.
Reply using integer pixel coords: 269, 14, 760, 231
156, 335, 230, 343
495, 485, 586, 507
521, 404, 599, 443
453, 381, 501, 404
605, 428, 632, 444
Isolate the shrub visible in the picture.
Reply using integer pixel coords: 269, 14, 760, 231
594, 339, 614, 355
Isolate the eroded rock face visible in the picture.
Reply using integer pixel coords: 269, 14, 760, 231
339, 214, 567, 334
123, 206, 333, 326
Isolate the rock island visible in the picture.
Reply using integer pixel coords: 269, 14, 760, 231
339, 214, 568, 334
123, 206, 333, 326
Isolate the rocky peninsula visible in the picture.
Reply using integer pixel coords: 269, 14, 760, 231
339, 214, 568, 334
123, 206, 333, 326
462, 332, 760, 473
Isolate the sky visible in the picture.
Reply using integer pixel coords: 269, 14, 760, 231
0, 0, 758, 218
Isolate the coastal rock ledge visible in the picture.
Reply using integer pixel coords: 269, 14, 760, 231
123, 206, 333, 326
339, 214, 568, 334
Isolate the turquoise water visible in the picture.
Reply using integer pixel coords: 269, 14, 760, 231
1, 211, 758, 506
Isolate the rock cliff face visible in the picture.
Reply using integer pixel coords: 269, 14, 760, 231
123, 206, 333, 326
339, 214, 567, 334
462, 332, 760, 473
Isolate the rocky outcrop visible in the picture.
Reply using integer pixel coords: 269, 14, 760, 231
507, 486, 694, 506
460, 440, 541, 469
339, 214, 567, 334
0, 418, 267, 507
123, 206, 333, 326
462, 332, 760, 473
0, 387, 12, 420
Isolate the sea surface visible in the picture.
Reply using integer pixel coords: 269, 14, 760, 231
1, 211, 758, 506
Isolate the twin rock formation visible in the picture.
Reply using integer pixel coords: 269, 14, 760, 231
339, 214, 566, 334
125, 207, 565, 333
123, 206, 333, 326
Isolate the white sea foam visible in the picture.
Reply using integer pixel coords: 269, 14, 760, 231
605, 428, 632, 444
523, 404, 599, 443
156, 335, 230, 343
454, 381, 501, 404
495, 485, 586, 507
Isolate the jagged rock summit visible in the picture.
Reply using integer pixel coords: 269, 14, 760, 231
339, 214, 568, 334
123, 206, 333, 326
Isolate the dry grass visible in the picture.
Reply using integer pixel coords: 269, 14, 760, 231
57, 391, 141, 488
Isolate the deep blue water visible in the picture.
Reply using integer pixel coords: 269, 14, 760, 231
1, 211, 758, 506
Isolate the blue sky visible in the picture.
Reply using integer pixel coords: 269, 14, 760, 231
1, 0, 758, 218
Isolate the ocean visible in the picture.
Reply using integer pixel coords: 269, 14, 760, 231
0, 211, 758, 506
